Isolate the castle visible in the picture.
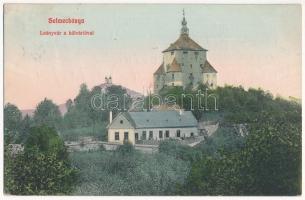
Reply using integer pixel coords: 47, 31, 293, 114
153, 11, 217, 94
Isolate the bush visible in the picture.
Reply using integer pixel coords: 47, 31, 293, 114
4, 125, 78, 195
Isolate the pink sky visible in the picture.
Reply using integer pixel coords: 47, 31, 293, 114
4, 4, 301, 110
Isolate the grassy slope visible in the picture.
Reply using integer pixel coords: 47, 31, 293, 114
69, 150, 190, 195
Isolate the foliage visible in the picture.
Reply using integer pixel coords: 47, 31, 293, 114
33, 98, 62, 130
180, 110, 301, 195
197, 125, 245, 156
60, 122, 107, 141
159, 139, 203, 163
4, 126, 78, 195
4, 103, 22, 144
70, 149, 190, 195
62, 83, 131, 131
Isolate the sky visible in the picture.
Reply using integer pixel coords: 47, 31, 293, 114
4, 4, 301, 110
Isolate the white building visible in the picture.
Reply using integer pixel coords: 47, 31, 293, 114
154, 11, 217, 94
107, 110, 198, 145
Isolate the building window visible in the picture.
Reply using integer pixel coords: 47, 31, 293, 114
182, 63, 184, 66
200, 64, 203, 68
190, 132, 194, 137
176, 130, 181, 137
159, 131, 163, 138
171, 51, 174, 55
195, 52, 199, 56
149, 131, 153, 140
172, 83, 174, 86
115, 132, 119, 141
183, 51, 188, 54
172, 73, 175, 79
135, 133, 139, 141
165, 130, 169, 138
142, 131, 147, 140
120, 120, 123, 124
190, 64, 192, 68
124, 132, 129, 141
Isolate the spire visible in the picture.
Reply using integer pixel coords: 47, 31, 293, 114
180, 9, 189, 36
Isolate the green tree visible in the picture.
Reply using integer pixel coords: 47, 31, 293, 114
181, 111, 301, 195
33, 98, 62, 130
4, 103, 22, 144
4, 126, 78, 195
18, 114, 33, 143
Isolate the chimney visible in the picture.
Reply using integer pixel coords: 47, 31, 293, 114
109, 111, 113, 124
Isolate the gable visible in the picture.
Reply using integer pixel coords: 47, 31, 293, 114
108, 113, 135, 129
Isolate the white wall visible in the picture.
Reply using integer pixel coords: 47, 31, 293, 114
134, 127, 198, 141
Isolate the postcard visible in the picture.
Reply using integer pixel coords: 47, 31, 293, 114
3, 3, 302, 196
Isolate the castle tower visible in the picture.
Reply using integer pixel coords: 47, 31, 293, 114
153, 10, 217, 94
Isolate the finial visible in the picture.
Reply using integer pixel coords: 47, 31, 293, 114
180, 9, 189, 36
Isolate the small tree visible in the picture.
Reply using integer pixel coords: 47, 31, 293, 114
4, 125, 78, 195
33, 98, 62, 130
4, 103, 22, 144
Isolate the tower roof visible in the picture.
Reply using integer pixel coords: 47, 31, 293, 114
153, 63, 165, 75
167, 58, 182, 72
163, 34, 207, 52
202, 60, 217, 73
163, 10, 207, 52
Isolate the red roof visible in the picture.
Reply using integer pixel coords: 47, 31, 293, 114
167, 58, 182, 72
202, 60, 217, 73
154, 63, 165, 75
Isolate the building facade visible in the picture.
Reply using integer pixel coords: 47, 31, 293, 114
107, 110, 198, 145
154, 11, 217, 94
